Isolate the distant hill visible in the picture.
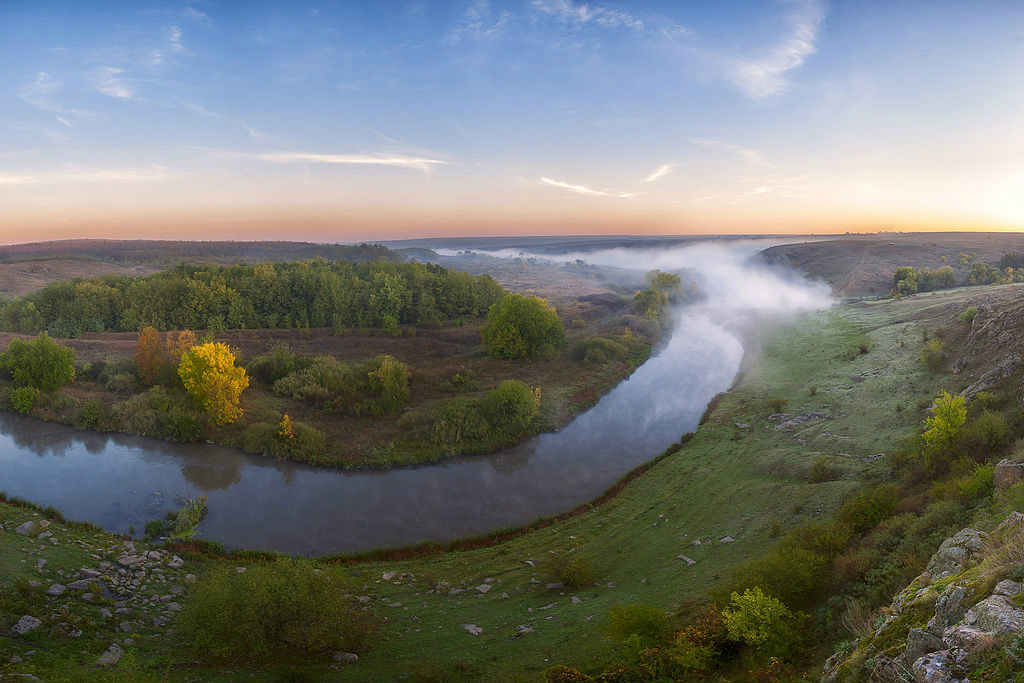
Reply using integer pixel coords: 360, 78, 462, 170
0, 240, 400, 298
759, 232, 1024, 297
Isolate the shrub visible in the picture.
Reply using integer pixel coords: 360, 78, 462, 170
439, 368, 478, 393
74, 397, 107, 429
631, 288, 663, 319
171, 495, 208, 539
0, 332, 75, 390
368, 354, 410, 415
427, 399, 490, 453
481, 380, 540, 435
247, 344, 306, 384
570, 318, 587, 329
956, 462, 995, 500
922, 391, 967, 462
106, 372, 136, 394
920, 339, 945, 371
481, 294, 567, 360
838, 485, 899, 533
550, 553, 595, 589
135, 326, 166, 385
543, 666, 593, 683
178, 559, 374, 663
571, 337, 627, 365
809, 456, 833, 483
111, 386, 203, 441
960, 306, 979, 324
953, 410, 1009, 461
274, 356, 361, 413
242, 420, 327, 463
10, 386, 39, 414
669, 606, 727, 673
605, 603, 668, 648
722, 587, 793, 651
765, 397, 788, 414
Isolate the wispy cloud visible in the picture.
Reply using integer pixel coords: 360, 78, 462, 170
0, 167, 170, 186
691, 138, 771, 167
727, 0, 825, 99
532, 0, 644, 31
447, 0, 512, 45
168, 25, 185, 54
643, 163, 676, 183
89, 66, 135, 99
540, 176, 634, 198
256, 152, 451, 173
19, 72, 94, 119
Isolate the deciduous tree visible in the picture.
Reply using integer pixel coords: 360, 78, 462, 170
178, 342, 249, 425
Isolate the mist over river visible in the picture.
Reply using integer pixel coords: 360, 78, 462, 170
0, 240, 830, 555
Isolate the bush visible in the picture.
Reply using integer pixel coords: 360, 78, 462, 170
10, 386, 39, 414
178, 559, 374, 663
105, 372, 136, 394
439, 368, 478, 393
669, 606, 727, 673
550, 553, 595, 589
722, 587, 796, 654
427, 399, 490, 453
838, 485, 899, 533
605, 603, 668, 648
809, 456, 833, 483
481, 294, 567, 360
0, 332, 75, 390
111, 386, 203, 441
242, 420, 328, 463
73, 397, 107, 429
368, 354, 410, 415
481, 380, 540, 435
274, 356, 362, 413
571, 337, 627, 365
960, 306, 979, 324
920, 339, 945, 371
953, 410, 1009, 461
247, 344, 306, 384
956, 462, 995, 500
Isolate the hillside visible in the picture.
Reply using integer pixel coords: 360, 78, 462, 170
759, 233, 1024, 298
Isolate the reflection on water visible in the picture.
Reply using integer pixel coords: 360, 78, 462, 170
0, 308, 744, 555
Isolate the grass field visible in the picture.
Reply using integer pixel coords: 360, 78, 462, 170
0, 285, 995, 682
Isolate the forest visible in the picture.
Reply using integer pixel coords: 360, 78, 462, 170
0, 260, 505, 337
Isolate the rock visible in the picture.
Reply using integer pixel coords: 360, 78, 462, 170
513, 624, 535, 637
167, 557, 184, 569
993, 460, 1024, 491
67, 579, 92, 591
927, 585, 968, 634
476, 584, 492, 594
942, 625, 993, 652
961, 595, 1024, 634
925, 528, 987, 580
996, 511, 1024, 535
906, 627, 944, 664
570, 596, 581, 604
381, 571, 397, 581
719, 536, 735, 543
95, 644, 123, 668
78, 568, 101, 579
434, 581, 450, 595
994, 580, 1022, 597
690, 539, 701, 546
546, 583, 564, 591
356, 595, 371, 603
54, 622, 83, 638
46, 583, 66, 596
14, 521, 37, 537
184, 573, 197, 584
734, 422, 750, 429
120, 621, 132, 632
333, 651, 358, 662
677, 555, 696, 565
911, 650, 966, 683
462, 623, 483, 636
11, 615, 42, 635
234, 567, 246, 574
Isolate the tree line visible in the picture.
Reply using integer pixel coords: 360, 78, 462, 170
891, 251, 1024, 296
0, 260, 506, 337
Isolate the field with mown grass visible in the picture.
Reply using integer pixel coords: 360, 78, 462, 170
2, 286, 1003, 682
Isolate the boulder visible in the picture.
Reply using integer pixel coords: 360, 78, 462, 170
46, 583, 66, 597
95, 644, 123, 668
462, 623, 483, 635
911, 651, 966, 683
996, 511, 1024, 535
993, 459, 1024, 491
925, 528, 987, 580
14, 521, 37, 537
994, 580, 1022, 597
961, 595, 1024, 635
333, 652, 358, 662
942, 624, 993, 652
11, 615, 42, 635
906, 628, 944, 665
927, 585, 968, 634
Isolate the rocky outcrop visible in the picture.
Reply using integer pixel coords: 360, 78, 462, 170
994, 459, 1024, 491
822, 512, 1024, 683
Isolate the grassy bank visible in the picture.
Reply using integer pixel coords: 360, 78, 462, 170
2, 288, 987, 682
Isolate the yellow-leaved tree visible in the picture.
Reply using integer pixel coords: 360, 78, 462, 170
178, 342, 249, 425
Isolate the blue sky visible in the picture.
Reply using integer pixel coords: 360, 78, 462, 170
2, 1, 1023, 241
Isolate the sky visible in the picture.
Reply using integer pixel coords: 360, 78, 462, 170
1, 0, 1023, 243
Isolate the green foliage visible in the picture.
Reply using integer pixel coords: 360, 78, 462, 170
955, 462, 995, 500
368, 354, 410, 415
892, 265, 959, 297
922, 390, 967, 453
809, 456, 833, 482
105, 371, 136, 394
481, 294, 567, 360
646, 270, 683, 294
247, 344, 307, 384
571, 337, 627, 365
920, 339, 946, 371
549, 553, 595, 589
631, 288, 663, 320
171, 495, 208, 539
10, 386, 39, 414
722, 587, 793, 651
178, 559, 374, 664
604, 603, 668, 648
481, 380, 540, 435
960, 306, 979, 324
669, 607, 727, 673
0, 332, 75, 390
838, 485, 899, 533
0, 260, 504, 336
424, 399, 490, 454
242, 419, 328, 464
110, 386, 203, 441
